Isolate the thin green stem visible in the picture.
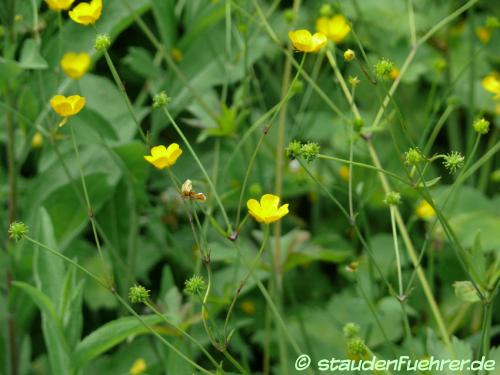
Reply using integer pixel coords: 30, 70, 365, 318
224, 225, 270, 339
69, 125, 107, 272
161, 107, 233, 234
144, 301, 221, 370
102, 50, 148, 144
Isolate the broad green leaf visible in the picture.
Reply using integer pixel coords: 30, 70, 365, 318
12, 281, 70, 374
19, 39, 48, 70
32, 207, 65, 309
72, 315, 164, 370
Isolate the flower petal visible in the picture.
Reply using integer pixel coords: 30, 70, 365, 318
260, 194, 280, 210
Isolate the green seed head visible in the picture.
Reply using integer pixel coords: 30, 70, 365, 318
343, 322, 360, 338
94, 34, 111, 51
472, 118, 490, 135
347, 337, 367, 357
404, 147, 424, 165
153, 91, 171, 108
184, 275, 206, 296
443, 151, 465, 174
374, 58, 395, 80
8, 221, 29, 241
128, 284, 150, 303
285, 140, 302, 160
300, 142, 321, 162
384, 191, 401, 206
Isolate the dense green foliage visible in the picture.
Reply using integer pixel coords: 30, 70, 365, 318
1, 0, 499, 374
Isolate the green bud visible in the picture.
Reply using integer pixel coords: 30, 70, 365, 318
353, 117, 364, 132
384, 191, 401, 206
374, 58, 395, 80
404, 147, 423, 165
283, 9, 295, 24
184, 275, 206, 296
285, 140, 302, 160
300, 142, 321, 162
343, 322, 360, 338
291, 79, 304, 94
443, 151, 465, 174
319, 4, 333, 17
472, 117, 490, 135
343, 49, 356, 62
153, 91, 171, 108
8, 221, 29, 241
128, 284, 150, 303
94, 34, 111, 51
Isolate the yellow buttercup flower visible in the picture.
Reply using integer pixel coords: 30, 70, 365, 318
415, 200, 435, 220
60, 52, 91, 80
69, 0, 102, 25
44, 0, 75, 11
339, 166, 349, 182
144, 144, 183, 169
389, 67, 400, 80
475, 26, 491, 44
288, 29, 327, 53
316, 15, 350, 43
129, 358, 147, 375
241, 300, 256, 315
31, 132, 44, 148
482, 72, 500, 99
247, 194, 289, 224
50, 95, 85, 124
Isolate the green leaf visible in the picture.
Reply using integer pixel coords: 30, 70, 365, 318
72, 315, 164, 370
19, 39, 48, 70
452, 281, 481, 303
12, 281, 70, 374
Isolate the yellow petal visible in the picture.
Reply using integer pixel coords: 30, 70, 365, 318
260, 194, 280, 210
150, 145, 168, 157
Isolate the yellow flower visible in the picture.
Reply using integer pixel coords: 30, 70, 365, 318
475, 26, 491, 44
44, 0, 75, 11
415, 200, 435, 220
50, 95, 86, 121
288, 29, 327, 53
31, 132, 44, 148
482, 72, 500, 99
171, 47, 183, 63
241, 300, 256, 315
316, 15, 350, 43
247, 194, 289, 224
144, 144, 183, 169
339, 166, 349, 181
60, 52, 91, 80
389, 67, 400, 80
129, 358, 147, 375
69, 0, 102, 25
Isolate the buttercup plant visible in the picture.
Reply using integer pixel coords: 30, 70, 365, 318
3, 1, 499, 374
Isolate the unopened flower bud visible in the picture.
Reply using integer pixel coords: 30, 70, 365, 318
343, 49, 355, 62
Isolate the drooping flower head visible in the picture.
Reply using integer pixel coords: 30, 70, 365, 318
288, 29, 327, 53
69, 0, 102, 25
316, 15, 351, 43
50, 95, 85, 125
144, 144, 182, 169
247, 194, 289, 224
60, 52, 91, 80
44, 0, 75, 11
